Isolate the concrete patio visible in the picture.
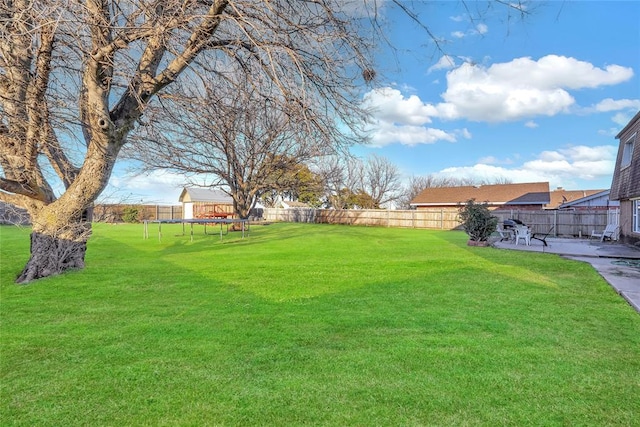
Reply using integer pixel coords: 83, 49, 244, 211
492, 236, 640, 313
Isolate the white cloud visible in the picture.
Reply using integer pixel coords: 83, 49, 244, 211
598, 128, 620, 137
439, 163, 538, 183
455, 128, 472, 139
612, 112, 636, 127
593, 98, 640, 112
435, 145, 617, 188
363, 87, 436, 126
104, 169, 189, 204
362, 87, 463, 146
477, 156, 499, 164
450, 22, 488, 39
596, 109, 639, 135
368, 123, 456, 147
507, 56, 631, 89
439, 55, 634, 122
361, 55, 633, 146
370, 55, 633, 125
428, 55, 457, 73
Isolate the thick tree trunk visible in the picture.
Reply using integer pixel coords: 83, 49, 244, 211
16, 228, 90, 284
15, 209, 92, 284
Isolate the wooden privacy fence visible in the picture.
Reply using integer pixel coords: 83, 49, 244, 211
261, 207, 620, 237
262, 208, 462, 230
93, 204, 182, 222
1, 203, 184, 225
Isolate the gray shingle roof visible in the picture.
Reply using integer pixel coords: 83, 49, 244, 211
179, 187, 233, 203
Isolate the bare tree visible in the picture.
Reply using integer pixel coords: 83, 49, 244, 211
315, 154, 364, 209
316, 154, 401, 209
128, 77, 334, 219
397, 175, 455, 209
0, 0, 378, 283
361, 154, 401, 208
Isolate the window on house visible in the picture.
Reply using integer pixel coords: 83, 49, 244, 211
621, 133, 635, 168
634, 199, 640, 233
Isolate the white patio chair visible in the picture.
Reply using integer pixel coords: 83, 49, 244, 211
591, 224, 619, 242
496, 224, 513, 242
515, 226, 530, 246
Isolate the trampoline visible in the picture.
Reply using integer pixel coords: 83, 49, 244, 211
143, 218, 249, 242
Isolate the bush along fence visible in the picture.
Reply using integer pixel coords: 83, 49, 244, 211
260, 207, 619, 238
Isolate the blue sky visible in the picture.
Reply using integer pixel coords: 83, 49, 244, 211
106, 1, 640, 205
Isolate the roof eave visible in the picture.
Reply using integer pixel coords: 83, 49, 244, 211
616, 110, 640, 138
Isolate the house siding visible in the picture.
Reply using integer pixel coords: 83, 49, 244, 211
618, 200, 640, 245
611, 116, 640, 200
610, 110, 640, 246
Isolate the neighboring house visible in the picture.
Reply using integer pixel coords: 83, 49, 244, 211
410, 182, 550, 210
557, 189, 619, 210
610, 110, 640, 246
178, 187, 234, 219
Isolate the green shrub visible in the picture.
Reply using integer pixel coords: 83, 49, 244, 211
458, 199, 498, 242
122, 206, 140, 223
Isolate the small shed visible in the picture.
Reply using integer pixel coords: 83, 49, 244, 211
557, 189, 619, 210
179, 187, 234, 219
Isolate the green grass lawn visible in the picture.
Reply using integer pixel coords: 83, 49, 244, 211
1, 222, 639, 426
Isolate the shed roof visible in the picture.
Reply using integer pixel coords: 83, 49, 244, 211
410, 182, 550, 207
179, 187, 233, 203
549, 188, 605, 209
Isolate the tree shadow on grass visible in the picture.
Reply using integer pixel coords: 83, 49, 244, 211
87, 224, 570, 304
